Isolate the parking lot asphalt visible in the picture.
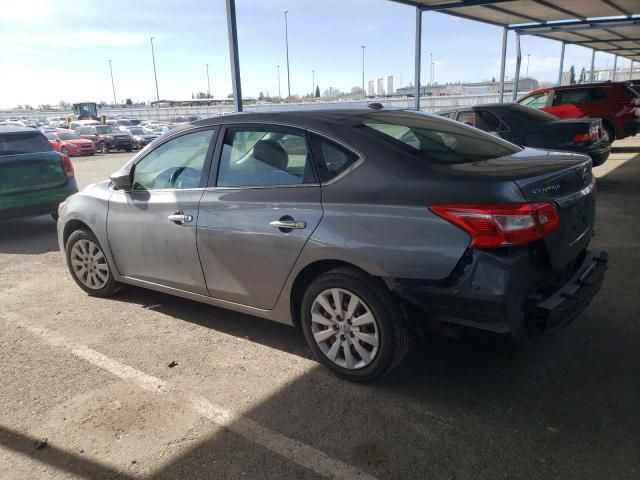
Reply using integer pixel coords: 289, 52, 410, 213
1, 142, 639, 480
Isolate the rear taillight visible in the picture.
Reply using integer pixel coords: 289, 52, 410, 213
429, 203, 560, 248
573, 132, 593, 143
60, 154, 74, 178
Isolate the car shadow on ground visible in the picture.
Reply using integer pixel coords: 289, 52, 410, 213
0, 216, 59, 255
100, 282, 639, 479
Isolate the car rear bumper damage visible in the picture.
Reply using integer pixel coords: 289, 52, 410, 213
390, 247, 607, 338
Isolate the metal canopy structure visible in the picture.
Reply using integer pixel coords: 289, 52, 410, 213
224, 0, 640, 112
392, 1, 640, 106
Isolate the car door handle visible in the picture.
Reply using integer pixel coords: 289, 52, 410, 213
269, 219, 306, 230
168, 211, 193, 224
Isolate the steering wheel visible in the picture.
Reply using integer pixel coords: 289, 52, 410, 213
169, 166, 186, 187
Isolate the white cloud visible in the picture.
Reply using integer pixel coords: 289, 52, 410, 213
0, 0, 55, 25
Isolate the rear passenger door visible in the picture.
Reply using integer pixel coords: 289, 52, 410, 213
197, 124, 323, 309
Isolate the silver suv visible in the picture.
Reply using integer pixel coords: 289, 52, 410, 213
58, 109, 607, 381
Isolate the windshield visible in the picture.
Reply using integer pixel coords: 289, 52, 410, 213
95, 126, 117, 134
129, 128, 146, 135
360, 111, 521, 164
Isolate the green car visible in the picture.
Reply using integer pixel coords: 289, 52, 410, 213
0, 126, 78, 221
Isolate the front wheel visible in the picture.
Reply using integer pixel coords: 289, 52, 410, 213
100, 142, 109, 154
65, 229, 121, 297
300, 267, 409, 382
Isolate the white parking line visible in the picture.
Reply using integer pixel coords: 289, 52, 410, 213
1, 311, 375, 480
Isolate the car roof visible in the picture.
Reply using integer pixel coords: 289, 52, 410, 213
188, 108, 407, 136
526, 81, 632, 96
0, 125, 41, 134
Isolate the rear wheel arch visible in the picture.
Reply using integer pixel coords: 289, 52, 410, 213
290, 260, 376, 327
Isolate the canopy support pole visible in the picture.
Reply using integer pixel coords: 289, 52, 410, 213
612, 55, 618, 81
589, 49, 596, 82
512, 32, 521, 101
557, 41, 565, 85
498, 27, 507, 103
631, 60, 635, 80
226, 0, 243, 112
413, 7, 422, 110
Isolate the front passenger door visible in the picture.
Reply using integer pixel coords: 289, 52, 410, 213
107, 128, 216, 294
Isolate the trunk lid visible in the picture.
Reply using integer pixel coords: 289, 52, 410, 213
514, 155, 594, 270
448, 148, 595, 269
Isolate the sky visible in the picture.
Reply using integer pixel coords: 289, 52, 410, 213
0, 0, 633, 109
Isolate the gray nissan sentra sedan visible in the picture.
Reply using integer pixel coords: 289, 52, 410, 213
57, 108, 607, 381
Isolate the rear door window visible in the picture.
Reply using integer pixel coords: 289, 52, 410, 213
0, 132, 54, 155
552, 88, 591, 106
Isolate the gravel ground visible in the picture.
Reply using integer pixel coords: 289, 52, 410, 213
0, 142, 639, 480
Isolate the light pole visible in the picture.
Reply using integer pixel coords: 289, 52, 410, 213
276, 65, 281, 99
206, 63, 211, 97
284, 11, 291, 100
108, 59, 117, 106
312, 69, 315, 97
150, 37, 159, 101
361, 45, 366, 97
430, 52, 433, 85
526, 54, 530, 77
431, 61, 436, 85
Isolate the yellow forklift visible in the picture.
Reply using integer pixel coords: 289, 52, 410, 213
65, 102, 106, 126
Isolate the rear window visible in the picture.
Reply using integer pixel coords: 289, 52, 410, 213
360, 112, 520, 164
508, 104, 558, 123
0, 132, 54, 156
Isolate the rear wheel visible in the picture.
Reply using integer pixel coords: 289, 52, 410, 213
100, 142, 109, 154
601, 121, 615, 144
65, 229, 121, 297
300, 267, 409, 382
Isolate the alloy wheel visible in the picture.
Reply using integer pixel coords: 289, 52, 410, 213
70, 239, 109, 290
310, 288, 379, 369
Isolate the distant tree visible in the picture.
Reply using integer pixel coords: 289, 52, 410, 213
491, 76, 496, 82
227, 93, 234, 98
58, 100, 71, 110
579, 67, 586, 83
258, 91, 265, 101
195, 91, 212, 99
315, 86, 320, 97
125, 98, 133, 106
39, 104, 52, 110
350, 86, 364, 95
569, 65, 576, 85
99, 101, 107, 108
24, 104, 33, 110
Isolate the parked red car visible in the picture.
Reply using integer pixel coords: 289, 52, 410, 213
45, 131, 96, 156
518, 81, 640, 142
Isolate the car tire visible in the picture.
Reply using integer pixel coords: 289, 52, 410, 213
61, 147, 69, 156
601, 121, 615, 144
300, 267, 409, 382
65, 229, 121, 297
125, 147, 133, 152
100, 143, 109, 154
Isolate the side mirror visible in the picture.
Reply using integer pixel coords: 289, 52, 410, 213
110, 166, 133, 191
